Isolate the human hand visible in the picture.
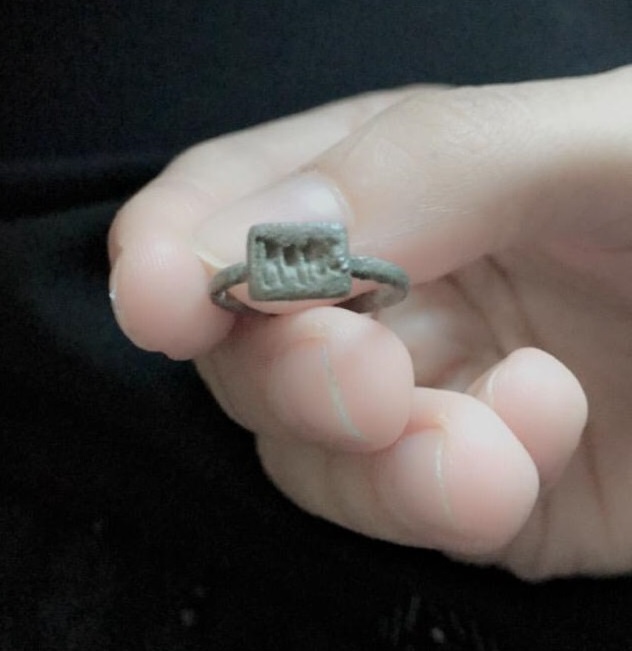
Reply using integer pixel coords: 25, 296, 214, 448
108, 66, 632, 580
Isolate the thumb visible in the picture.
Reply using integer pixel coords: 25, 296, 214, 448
194, 66, 632, 287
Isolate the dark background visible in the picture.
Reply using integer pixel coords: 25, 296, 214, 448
1, 1, 631, 649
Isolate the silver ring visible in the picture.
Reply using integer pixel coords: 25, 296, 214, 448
210, 222, 409, 315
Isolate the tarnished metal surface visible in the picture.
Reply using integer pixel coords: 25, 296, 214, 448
210, 222, 409, 315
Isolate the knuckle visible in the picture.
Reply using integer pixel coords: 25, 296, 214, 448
328, 105, 423, 186
401, 84, 536, 162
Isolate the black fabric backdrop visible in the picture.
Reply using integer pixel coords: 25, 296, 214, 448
1, 2, 632, 649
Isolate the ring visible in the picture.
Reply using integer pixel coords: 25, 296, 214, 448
210, 222, 409, 315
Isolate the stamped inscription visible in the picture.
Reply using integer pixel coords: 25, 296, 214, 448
247, 222, 352, 301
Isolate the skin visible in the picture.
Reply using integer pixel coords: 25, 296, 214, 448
109, 66, 632, 580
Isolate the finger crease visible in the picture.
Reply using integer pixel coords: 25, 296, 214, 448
320, 344, 364, 439
434, 433, 456, 527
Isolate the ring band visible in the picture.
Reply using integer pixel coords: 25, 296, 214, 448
210, 222, 409, 315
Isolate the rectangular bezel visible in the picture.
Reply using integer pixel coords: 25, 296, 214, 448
247, 222, 352, 301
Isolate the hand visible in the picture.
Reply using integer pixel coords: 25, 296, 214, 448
108, 66, 632, 580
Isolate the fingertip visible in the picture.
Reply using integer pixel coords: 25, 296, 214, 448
267, 307, 414, 451
107, 177, 237, 358
378, 391, 539, 555
473, 347, 587, 486
509, 347, 588, 435
111, 240, 234, 359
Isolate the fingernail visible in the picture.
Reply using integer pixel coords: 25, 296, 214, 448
108, 260, 126, 328
482, 363, 501, 410
192, 172, 351, 269
467, 361, 501, 408
108, 258, 143, 349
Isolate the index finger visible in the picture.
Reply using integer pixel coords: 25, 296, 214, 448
108, 90, 408, 359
